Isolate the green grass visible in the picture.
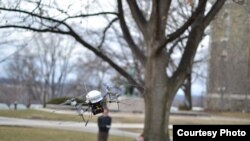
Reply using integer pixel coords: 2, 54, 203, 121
1, 109, 250, 139
0, 109, 144, 123
210, 111, 250, 119
111, 115, 144, 123
0, 109, 84, 122
170, 115, 250, 125
1, 109, 250, 125
0, 126, 133, 141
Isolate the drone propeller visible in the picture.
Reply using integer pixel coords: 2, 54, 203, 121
107, 100, 120, 111
60, 98, 76, 105
103, 85, 123, 111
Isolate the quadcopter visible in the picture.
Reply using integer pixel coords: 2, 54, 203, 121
62, 86, 122, 126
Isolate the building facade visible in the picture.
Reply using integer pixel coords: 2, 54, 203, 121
205, 1, 250, 112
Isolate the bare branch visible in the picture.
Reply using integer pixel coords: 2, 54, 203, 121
68, 27, 143, 92
117, 0, 146, 66
168, 35, 189, 56
169, 0, 208, 94
156, 0, 207, 54
0, 25, 69, 35
203, 0, 227, 27
97, 17, 118, 49
126, 0, 148, 36
0, 43, 28, 63
0, 4, 142, 91
66, 12, 118, 19
149, 0, 172, 40
0, 7, 71, 30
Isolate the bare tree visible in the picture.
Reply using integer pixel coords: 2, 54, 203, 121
0, 0, 227, 140
33, 33, 75, 107
4, 51, 41, 106
75, 55, 112, 90
4, 33, 76, 107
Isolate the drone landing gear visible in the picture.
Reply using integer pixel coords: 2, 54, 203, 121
79, 101, 104, 126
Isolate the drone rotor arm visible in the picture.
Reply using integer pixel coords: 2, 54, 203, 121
80, 114, 86, 122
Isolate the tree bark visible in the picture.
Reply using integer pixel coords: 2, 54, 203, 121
143, 45, 170, 141
183, 73, 192, 110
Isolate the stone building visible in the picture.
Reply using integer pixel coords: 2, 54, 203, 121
205, 1, 250, 112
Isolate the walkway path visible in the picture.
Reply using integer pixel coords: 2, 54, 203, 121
0, 116, 140, 138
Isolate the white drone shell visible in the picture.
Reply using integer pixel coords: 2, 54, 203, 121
71, 100, 77, 106
86, 90, 103, 103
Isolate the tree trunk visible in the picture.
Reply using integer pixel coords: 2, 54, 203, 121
143, 48, 170, 141
43, 80, 49, 108
43, 91, 46, 108
144, 92, 172, 141
183, 73, 192, 110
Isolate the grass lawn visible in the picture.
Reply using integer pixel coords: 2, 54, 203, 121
170, 115, 250, 125
0, 109, 144, 123
1, 109, 250, 125
0, 109, 83, 122
0, 126, 133, 141
1, 109, 250, 138
210, 111, 250, 119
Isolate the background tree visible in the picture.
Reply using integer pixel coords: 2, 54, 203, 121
0, 0, 227, 140
3, 33, 76, 107
33, 33, 75, 107
75, 56, 112, 90
4, 51, 40, 106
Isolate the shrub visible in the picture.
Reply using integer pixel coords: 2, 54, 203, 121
47, 97, 86, 105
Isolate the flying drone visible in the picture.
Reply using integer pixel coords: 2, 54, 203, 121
62, 86, 121, 126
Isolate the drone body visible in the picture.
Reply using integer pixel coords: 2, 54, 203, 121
62, 86, 121, 126
85, 90, 104, 115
